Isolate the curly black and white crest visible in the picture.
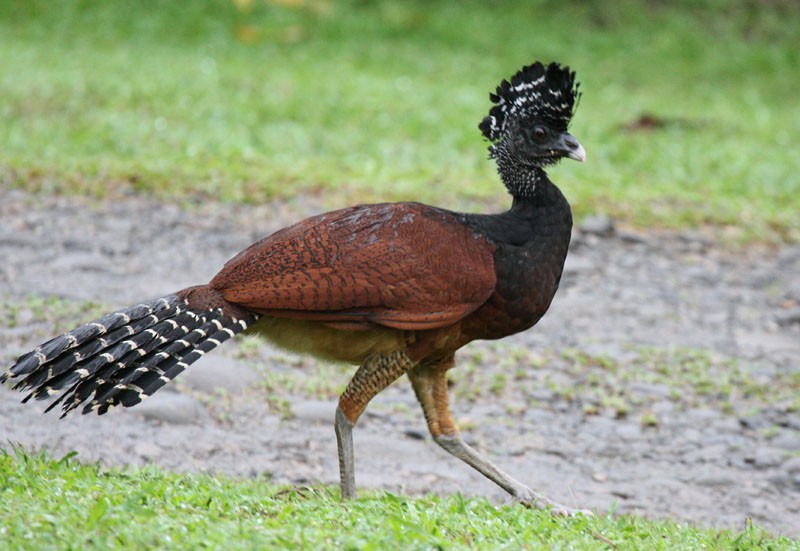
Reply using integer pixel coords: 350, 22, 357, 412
479, 61, 580, 142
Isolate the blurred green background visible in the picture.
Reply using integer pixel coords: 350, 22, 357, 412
1, 0, 797, 240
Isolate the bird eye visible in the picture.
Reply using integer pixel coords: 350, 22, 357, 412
531, 126, 548, 141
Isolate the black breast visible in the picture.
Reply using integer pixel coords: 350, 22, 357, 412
461, 179, 572, 341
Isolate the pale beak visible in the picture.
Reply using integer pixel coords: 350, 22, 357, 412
559, 132, 586, 163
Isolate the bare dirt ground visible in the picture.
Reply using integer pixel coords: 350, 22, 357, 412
1, 188, 798, 537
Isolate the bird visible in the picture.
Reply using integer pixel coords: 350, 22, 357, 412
2, 61, 587, 515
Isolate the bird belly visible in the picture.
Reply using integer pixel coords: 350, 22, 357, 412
247, 316, 408, 365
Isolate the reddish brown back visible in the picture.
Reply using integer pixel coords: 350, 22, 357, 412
211, 202, 497, 330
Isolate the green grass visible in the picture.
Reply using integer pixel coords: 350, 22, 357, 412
0, 294, 110, 332
1, 0, 798, 240
450, 343, 800, 421
0, 449, 795, 550
556, 345, 800, 420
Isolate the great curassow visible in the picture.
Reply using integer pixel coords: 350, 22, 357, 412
2, 61, 587, 515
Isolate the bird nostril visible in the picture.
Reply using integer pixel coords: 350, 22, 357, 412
565, 137, 578, 149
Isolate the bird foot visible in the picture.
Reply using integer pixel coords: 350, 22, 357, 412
334, 406, 357, 500
514, 489, 593, 517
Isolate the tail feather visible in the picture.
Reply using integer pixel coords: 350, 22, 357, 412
5, 298, 178, 383
89, 316, 247, 414
24, 321, 159, 392
21, 303, 189, 400
2, 291, 258, 417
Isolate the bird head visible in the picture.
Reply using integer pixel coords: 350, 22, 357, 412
479, 62, 584, 168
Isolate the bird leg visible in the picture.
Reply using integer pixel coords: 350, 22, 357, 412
407, 360, 591, 517
335, 350, 415, 500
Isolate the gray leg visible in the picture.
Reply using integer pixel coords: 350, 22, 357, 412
334, 406, 356, 499
408, 362, 592, 516
434, 434, 591, 516
334, 351, 414, 500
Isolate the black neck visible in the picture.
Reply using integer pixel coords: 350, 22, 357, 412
508, 177, 560, 214
491, 143, 547, 199
461, 162, 570, 249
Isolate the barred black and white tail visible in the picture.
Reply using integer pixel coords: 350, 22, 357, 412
1, 289, 258, 417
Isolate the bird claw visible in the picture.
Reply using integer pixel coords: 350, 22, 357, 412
548, 504, 594, 518
515, 490, 593, 517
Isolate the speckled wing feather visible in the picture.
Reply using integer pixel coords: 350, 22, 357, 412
211, 202, 497, 330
